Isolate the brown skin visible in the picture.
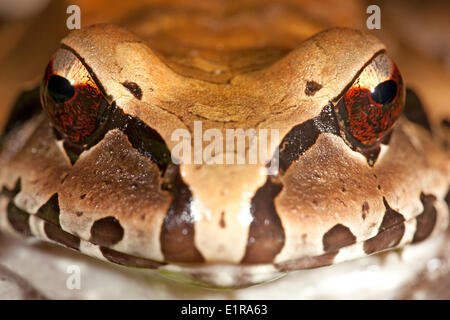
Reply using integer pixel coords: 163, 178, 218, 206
0, 1, 448, 287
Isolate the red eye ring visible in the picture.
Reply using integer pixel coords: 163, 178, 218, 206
41, 53, 108, 144
335, 53, 405, 148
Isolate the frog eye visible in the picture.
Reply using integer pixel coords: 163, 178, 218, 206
41, 49, 107, 144
335, 53, 405, 148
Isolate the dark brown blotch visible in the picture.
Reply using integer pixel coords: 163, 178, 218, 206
108, 105, 172, 171
44, 222, 80, 250
362, 201, 369, 214
219, 211, 226, 228
0, 179, 21, 199
90, 216, 124, 247
412, 193, 437, 243
241, 177, 285, 263
62, 140, 83, 165
160, 166, 204, 263
35, 194, 60, 226
360, 145, 381, 167
305, 80, 323, 96
7, 201, 31, 237
278, 104, 340, 173
378, 198, 405, 232
380, 131, 392, 145
363, 198, 405, 254
322, 224, 356, 252
121, 81, 143, 100
362, 201, 369, 220
445, 188, 450, 208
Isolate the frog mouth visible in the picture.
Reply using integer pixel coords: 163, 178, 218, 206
1, 177, 448, 288
0, 210, 448, 293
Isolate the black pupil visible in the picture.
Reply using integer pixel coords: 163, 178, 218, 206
47, 75, 75, 103
371, 80, 397, 105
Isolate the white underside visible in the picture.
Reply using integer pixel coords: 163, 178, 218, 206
0, 231, 447, 299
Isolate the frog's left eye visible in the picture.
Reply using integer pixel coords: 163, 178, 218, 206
335, 53, 405, 148
41, 49, 107, 143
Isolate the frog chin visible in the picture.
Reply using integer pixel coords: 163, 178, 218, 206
0, 230, 447, 299
152, 232, 448, 294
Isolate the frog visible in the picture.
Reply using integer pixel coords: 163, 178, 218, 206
0, 3, 449, 290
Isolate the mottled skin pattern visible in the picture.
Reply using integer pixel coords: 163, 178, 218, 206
0, 4, 449, 288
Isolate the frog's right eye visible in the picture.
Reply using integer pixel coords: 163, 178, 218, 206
334, 52, 405, 148
41, 49, 108, 144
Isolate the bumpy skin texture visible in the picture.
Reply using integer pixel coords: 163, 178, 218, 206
0, 7, 449, 288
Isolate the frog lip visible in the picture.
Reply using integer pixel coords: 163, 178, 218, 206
0, 201, 448, 289
0, 232, 447, 295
